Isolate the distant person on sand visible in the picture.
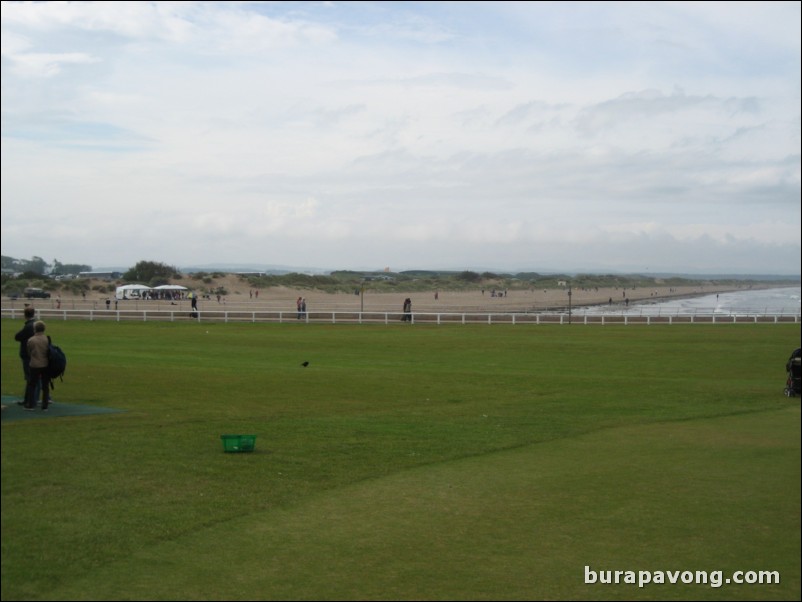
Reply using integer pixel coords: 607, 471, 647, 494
402, 298, 412, 322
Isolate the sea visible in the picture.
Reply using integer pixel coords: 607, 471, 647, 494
580, 286, 801, 317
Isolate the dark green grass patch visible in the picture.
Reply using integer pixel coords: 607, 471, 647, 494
2, 320, 799, 600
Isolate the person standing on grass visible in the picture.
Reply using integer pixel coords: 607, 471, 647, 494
24, 321, 50, 411
14, 306, 40, 404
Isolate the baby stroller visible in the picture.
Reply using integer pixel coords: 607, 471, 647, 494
784, 347, 801, 397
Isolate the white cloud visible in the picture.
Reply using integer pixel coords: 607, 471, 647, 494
1, 1, 799, 274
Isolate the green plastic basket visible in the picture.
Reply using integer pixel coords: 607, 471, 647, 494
220, 434, 257, 453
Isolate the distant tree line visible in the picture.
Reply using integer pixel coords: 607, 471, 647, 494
2, 255, 798, 299
2, 256, 178, 283
122, 261, 181, 286
2, 255, 91, 277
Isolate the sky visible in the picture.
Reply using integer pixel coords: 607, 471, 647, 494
1, 1, 800, 275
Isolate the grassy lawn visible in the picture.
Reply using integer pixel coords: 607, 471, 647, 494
2, 320, 800, 600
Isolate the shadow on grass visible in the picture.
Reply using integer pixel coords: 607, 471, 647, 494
1, 395, 124, 422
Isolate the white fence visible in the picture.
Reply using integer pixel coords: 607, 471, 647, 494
2, 307, 799, 325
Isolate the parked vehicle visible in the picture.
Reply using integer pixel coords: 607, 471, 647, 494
24, 287, 51, 299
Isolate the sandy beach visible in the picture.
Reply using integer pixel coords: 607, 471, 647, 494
227, 282, 763, 313
5, 275, 772, 315
209, 275, 782, 312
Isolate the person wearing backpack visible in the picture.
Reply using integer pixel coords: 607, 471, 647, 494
14, 306, 41, 405
24, 321, 50, 411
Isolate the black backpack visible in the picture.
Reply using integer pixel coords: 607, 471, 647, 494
47, 339, 67, 385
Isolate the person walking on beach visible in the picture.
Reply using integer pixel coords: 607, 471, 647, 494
24, 321, 51, 411
296, 297, 303, 319
402, 298, 412, 322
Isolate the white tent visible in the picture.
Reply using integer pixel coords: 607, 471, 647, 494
115, 284, 153, 300
153, 284, 189, 299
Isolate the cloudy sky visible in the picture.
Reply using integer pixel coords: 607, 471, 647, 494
1, 1, 800, 275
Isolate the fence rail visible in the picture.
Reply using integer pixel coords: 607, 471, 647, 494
2, 307, 799, 325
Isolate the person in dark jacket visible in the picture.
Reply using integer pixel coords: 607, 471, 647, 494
14, 306, 38, 404
785, 347, 802, 397
786, 347, 801, 373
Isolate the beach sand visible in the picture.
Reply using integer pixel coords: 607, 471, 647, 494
4, 274, 768, 314
160, 276, 756, 314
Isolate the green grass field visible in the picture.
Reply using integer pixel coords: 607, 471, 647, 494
2, 319, 800, 600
